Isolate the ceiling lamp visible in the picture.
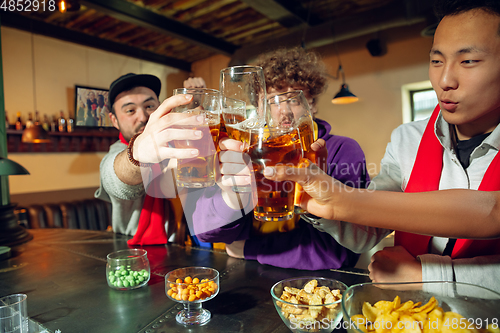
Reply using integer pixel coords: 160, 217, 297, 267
331, 64, 358, 105
23, 33, 51, 144
22, 123, 50, 143
59, 0, 80, 13
332, 83, 359, 105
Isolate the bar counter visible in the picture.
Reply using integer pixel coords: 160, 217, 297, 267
0, 229, 370, 333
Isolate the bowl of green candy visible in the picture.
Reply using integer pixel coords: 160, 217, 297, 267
106, 249, 150, 290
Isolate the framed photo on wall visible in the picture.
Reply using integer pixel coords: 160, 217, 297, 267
74, 85, 113, 128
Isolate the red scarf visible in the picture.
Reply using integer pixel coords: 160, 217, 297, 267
395, 105, 500, 259
119, 133, 169, 246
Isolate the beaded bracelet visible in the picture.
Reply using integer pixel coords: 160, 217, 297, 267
127, 133, 153, 167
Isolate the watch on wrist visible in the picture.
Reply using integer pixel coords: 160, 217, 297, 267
303, 212, 322, 225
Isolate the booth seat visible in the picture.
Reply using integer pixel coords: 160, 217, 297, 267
17, 198, 111, 231
16, 197, 225, 249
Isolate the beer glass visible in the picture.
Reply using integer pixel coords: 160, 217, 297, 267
246, 127, 303, 222
267, 90, 315, 214
172, 88, 221, 188
220, 66, 267, 192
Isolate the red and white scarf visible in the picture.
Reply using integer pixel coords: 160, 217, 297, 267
395, 105, 500, 258
119, 133, 169, 246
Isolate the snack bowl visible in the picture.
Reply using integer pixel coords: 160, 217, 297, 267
341, 281, 500, 333
165, 266, 219, 326
106, 249, 150, 290
271, 277, 348, 333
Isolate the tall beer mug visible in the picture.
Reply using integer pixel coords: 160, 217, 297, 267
171, 88, 221, 188
246, 127, 303, 222
267, 90, 315, 214
220, 66, 267, 193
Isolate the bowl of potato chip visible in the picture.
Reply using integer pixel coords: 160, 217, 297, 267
341, 281, 500, 333
271, 277, 348, 333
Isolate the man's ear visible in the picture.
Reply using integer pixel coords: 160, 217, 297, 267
109, 112, 120, 130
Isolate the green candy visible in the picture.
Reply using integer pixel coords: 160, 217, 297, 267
109, 268, 149, 289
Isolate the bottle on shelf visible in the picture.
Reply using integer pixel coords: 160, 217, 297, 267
26, 112, 34, 129
15, 112, 23, 130
5, 110, 9, 129
67, 116, 74, 133
58, 110, 66, 132
50, 115, 57, 132
42, 114, 50, 131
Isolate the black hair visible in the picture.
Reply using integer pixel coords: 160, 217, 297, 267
434, 0, 500, 20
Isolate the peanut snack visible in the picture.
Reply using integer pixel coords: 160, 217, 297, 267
276, 279, 342, 332
351, 296, 499, 333
166, 276, 218, 302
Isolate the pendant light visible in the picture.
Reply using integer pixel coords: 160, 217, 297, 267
331, 64, 358, 105
329, 42, 358, 105
22, 32, 50, 144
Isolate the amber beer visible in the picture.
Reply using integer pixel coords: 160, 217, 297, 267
248, 128, 302, 221
223, 113, 246, 139
173, 119, 220, 188
294, 120, 316, 212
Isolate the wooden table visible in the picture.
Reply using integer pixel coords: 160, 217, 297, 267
0, 229, 370, 333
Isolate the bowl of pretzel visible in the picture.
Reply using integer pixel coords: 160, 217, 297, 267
271, 277, 347, 333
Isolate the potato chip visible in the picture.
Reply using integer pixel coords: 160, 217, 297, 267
441, 312, 472, 333
399, 314, 423, 333
375, 300, 396, 312
486, 325, 500, 333
393, 296, 402, 309
375, 312, 399, 333
410, 297, 437, 314
363, 302, 381, 322
276, 279, 342, 332
397, 300, 415, 312
353, 296, 492, 333
284, 286, 301, 295
303, 279, 318, 293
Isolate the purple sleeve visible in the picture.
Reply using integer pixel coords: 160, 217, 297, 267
193, 187, 253, 244
192, 134, 367, 270
245, 222, 359, 270
324, 135, 370, 188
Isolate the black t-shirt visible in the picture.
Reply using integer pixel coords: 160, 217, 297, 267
455, 132, 491, 169
443, 131, 491, 256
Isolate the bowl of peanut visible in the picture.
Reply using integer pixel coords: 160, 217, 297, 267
271, 277, 347, 333
165, 266, 219, 326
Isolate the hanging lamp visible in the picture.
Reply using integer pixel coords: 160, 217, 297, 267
331, 64, 358, 105
22, 32, 51, 144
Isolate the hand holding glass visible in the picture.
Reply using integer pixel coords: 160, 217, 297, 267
267, 90, 315, 214
220, 66, 267, 192
172, 88, 221, 188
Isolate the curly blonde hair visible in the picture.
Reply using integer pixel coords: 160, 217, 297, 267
255, 47, 328, 99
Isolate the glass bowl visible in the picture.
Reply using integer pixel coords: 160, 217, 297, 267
271, 277, 348, 333
106, 249, 150, 290
165, 266, 220, 326
342, 281, 500, 333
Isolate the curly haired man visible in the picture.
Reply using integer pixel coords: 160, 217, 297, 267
193, 47, 370, 270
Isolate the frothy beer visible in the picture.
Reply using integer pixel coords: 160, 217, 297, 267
225, 114, 265, 144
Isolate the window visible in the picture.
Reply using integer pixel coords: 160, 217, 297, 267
401, 81, 438, 123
